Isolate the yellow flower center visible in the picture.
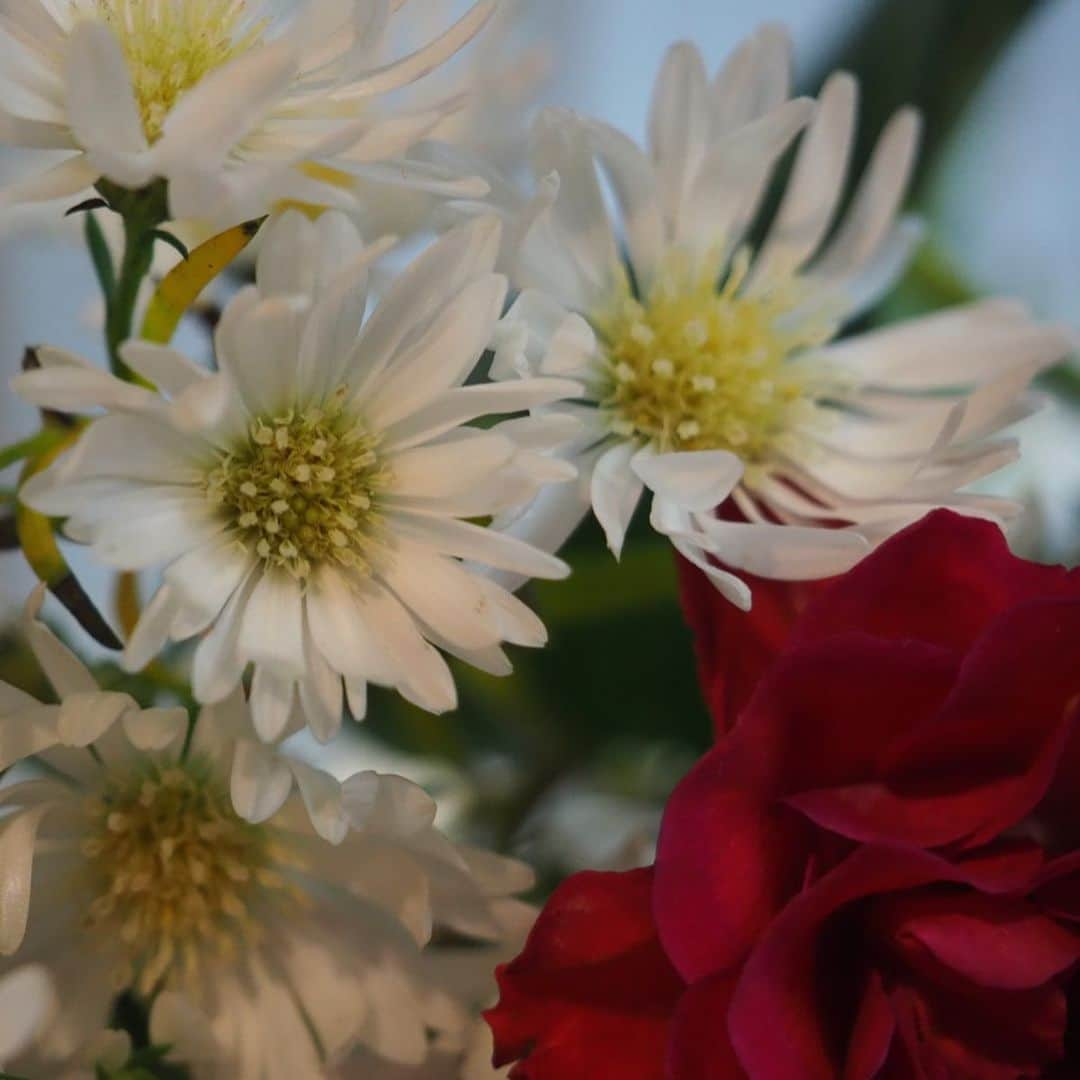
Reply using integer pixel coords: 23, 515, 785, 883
81, 758, 297, 993
593, 252, 831, 459
205, 393, 386, 580
85, 0, 265, 142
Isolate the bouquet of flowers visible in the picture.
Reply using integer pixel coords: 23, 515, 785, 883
0, 2, 1076, 1077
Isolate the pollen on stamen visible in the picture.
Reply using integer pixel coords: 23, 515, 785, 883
204, 394, 386, 580
593, 252, 834, 457
81, 757, 298, 994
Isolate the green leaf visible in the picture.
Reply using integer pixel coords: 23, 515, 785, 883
65, 196, 109, 217
0, 427, 67, 472
141, 217, 266, 345
149, 229, 190, 262
84, 211, 117, 302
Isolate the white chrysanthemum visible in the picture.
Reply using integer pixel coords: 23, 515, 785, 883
0, 590, 534, 1080
334, 1022, 507, 1080
17, 212, 578, 741
340, 0, 551, 240
490, 28, 1071, 607
301, 896, 531, 1079
0, 0, 498, 221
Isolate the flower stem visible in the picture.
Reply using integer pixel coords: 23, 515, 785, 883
106, 222, 157, 380
0, 427, 66, 472
96, 180, 169, 381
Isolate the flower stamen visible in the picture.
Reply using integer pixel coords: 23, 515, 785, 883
594, 252, 833, 457
81, 758, 297, 993
205, 392, 386, 579
81, 0, 265, 142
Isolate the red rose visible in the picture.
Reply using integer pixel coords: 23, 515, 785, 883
677, 560, 829, 737
488, 511, 1080, 1077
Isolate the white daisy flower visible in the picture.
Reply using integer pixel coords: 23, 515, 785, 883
310, 897, 533, 1078
491, 28, 1071, 607
16, 212, 577, 741
0, 0, 499, 221
334, 1021, 507, 1079
337, 0, 552, 241
0, 589, 535, 1079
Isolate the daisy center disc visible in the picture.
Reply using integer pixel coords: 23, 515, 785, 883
81, 758, 293, 992
205, 396, 386, 580
83, 0, 265, 142
594, 254, 828, 458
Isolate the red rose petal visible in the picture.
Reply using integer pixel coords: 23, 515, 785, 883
654, 739, 812, 983
727, 846, 1050, 1078
486, 869, 683, 1079
881, 891, 1080, 990
664, 973, 744, 1079
791, 510, 1079, 653
787, 598, 1080, 850
843, 970, 896, 1080
677, 553, 828, 736
741, 635, 957, 796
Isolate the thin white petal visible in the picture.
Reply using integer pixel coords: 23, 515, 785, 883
590, 442, 644, 559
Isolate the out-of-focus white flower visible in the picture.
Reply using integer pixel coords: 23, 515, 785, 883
339, 0, 552, 240
331, 899, 534, 1079
0, 588, 534, 1080
0, 0, 499, 222
17, 212, 579, 741
331, 1021, 507, 1079
0, 965, 56, 1070
490, 27, 1070, 607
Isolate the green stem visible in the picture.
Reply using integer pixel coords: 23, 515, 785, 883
0, 427, 65, 472
96, 179, 169, 381
106, 221, 157, 380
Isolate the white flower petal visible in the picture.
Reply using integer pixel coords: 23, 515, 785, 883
813, 107, 921, 281
0, 805, 52, 955
57, 691, 134, 748
231, 738, 294, 824
381, 543, 502, 652
381, 378, 582, 453
700, 519, 870, 580
748, 72, 858, 288
249, 664, 296, 743
164, 536, 253, 630
0, 966, 55, 1067
648, 42, 710, 228
21, 585, 98, 698
0, 155, 98, 210
191, 570, 258, 703
121, 707, 188, 754
364, 273, 508, 428
118, 341, 210, 396
63, 21, 146, 157
0, 706, 60, 773
390, 511, 570, 581
590, 442, 644, 559
349, 216, 501, 395
307, 566, 401, 685
288, 760, 347, 845
631, 448, 744, 513
711, 23, 793, 134
157, 38, 298, 167
298, 620, 344, 744
386, 432, 515, 500
239, 573, 305, 676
